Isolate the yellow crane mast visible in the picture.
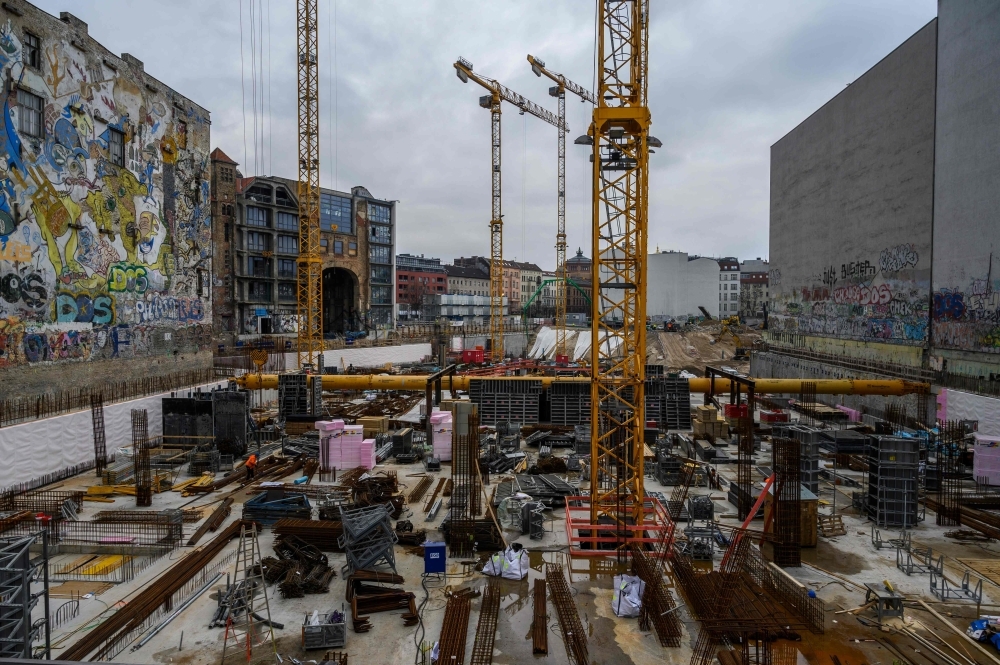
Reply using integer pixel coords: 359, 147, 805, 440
526, 55, 597, 361
454, 58, 569, 362
587, 0, 661, 531
296, 0, 322, 370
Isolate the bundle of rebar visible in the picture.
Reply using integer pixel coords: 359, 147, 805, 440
532, 579, 547, 654
62, 520, 246, 661
470, 579, 501, 665
273, 518, 344, 551
437, 591, 473, 663
546, 564, 587, 665
629, 543, 682, 647
131, 409, 152, 507
91, 393, 108, 476
424, 478, 446, 513
186, 498, 235, 547
407, 476, 433, 504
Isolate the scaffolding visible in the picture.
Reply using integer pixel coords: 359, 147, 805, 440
0, 532, 50, 659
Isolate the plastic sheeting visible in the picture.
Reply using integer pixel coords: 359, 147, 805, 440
940, 389, 1000, 437
0, 381, 225, 489
284, 343, 433, 372
611, 574, 646, 617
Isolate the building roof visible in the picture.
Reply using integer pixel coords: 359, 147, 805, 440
566, 248, 591, 264
511, 261, 542, 272
210, 148, 238, 165
444, 264, 489, 279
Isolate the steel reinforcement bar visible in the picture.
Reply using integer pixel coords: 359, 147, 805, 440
470, 579, 500, 665
437, 591, 472, 664
532, 578, 548, 655
629, 543, 682, 647
62, 520, 245, 661
407, 476, 433, 504
546, 564, 587, 665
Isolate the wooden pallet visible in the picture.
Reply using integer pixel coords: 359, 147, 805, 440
818, 514, 847, 537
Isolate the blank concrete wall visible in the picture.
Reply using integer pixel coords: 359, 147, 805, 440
769, 20, 937, 348
647, 253, 720, 319
931, 2, 1000, 363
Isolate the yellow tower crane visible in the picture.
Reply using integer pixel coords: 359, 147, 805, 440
584, 0, 662, 531
526, 55, 597, 362
295, 0, 322, 370
454, 58, 569, 363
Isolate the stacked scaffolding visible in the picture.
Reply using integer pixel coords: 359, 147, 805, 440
90, 394, 107, 476
937, 420, 965, 527
0, 532, 49, 659
337, 503, 397, 574
645, 378, 692, 430
131, 409, 152, 507
469, 379, 541, 426
867, 436, 919, 528
785, 425, 821, 495
772, 437, 802, 567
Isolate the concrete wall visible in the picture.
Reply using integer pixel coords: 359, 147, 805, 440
647, 252, 720, 320
768, 21, 937, 349
0, 3, 212, 376
931, 2, 1000, 367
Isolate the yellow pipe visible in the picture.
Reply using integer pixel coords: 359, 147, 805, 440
235, 373, 928, 396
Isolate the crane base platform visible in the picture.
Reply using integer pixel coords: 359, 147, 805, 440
564, 495, 672, 557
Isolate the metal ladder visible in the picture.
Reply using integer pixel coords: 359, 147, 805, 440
220, 524, 276, 664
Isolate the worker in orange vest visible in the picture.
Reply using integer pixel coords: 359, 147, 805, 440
245, 453, 257, 481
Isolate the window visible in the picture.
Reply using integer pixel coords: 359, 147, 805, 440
370, 223, 391, 244
277, 282, 296, 300
275, 187, 295, 207
731, 274, 738, 280
247, 256, 271, 277
246, 231, 269, 252
108, 128, 125, 166
371, 266, 391, 283
276, 212, 297, 231
369, 203, 391, 224
277, 235, 298, 254
246, 185, 272, 203
23, 32, 40, 69
348, 242, 357, 257
369, 245, 390, 263
248, 281, 271, 301
278, 259, 296, 278
246, 206, 270, 228
334, 240, 344, 255
371, 285, 391, 305
321, 193, 352, 232
16, 89, 43, 138
320, 237, 329, 253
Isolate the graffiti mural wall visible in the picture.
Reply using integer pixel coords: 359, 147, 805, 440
0, 9, 211, 369
769, 243, 931, 345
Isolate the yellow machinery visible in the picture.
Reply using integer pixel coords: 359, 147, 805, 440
237, 372, 928, 397
715, 315, 748, 360
453, 58, 568, 363
585, 1, 657, 528
526, 55, 597, 360
295, 0, 322, 369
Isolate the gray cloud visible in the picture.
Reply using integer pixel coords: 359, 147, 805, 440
33, 0, 936, 268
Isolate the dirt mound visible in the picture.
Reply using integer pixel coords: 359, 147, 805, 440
645, 323, 761, 374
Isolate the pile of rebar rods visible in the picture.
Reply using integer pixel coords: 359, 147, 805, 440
345, 570, 417, 632
532, 579, 548, 654
629, 543, 682, 647
62, 520, 246, 661
470, 579, 501, 665
407, 476, 433, 504
273, 518, 344, 551
437, 590, 473, 663
546, 564, 587, 665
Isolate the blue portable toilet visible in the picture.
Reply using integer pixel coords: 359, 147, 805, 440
424, 541, 446, 574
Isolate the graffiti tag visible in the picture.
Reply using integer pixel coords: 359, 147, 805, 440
0, 272, 47, 307
54, 292, 114, 324
933, 291, 965, 321
833, 283, 892, 306
107, 262, 149, 293
879, 244, 919, 274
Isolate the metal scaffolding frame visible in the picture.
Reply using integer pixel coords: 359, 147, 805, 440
0, 532, 50, 659
90, 393, 107, 476
131, 409, 152, 507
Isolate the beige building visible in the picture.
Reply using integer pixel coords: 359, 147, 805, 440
445, 264, 490, 297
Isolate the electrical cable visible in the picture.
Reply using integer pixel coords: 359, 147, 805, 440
239, 0, 248, 170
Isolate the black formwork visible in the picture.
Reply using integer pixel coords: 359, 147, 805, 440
213, 389, 249, 456
644, 378, 691, 430
549, 382, 591, 426
469, 379, 542, 427
867, 436, 919, 528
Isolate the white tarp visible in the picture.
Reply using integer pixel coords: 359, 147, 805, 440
285, 343, 432, 372
941, 389, 1000, 437
0, 381, 225, 489
482, 546, 529, 580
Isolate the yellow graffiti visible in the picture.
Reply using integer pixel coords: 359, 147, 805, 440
0, 242, 31, 262
29, 166, 85, 277
85, 167, 149, 264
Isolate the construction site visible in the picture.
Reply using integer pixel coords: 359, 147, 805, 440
1, 1, 1000, 665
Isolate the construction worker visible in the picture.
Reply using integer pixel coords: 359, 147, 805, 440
245, 453, 257, 481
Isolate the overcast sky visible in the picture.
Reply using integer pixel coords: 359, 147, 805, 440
35, 0, 937, 270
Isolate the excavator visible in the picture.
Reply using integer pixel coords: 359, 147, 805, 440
715, 315, 749, 360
